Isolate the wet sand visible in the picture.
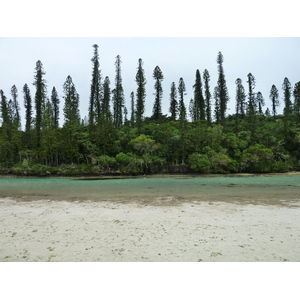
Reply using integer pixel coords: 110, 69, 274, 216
1, 196, 299, 262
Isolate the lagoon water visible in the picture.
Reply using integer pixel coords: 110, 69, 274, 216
1, 174, 299, 206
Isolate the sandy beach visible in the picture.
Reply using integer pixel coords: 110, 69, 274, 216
1, 196, 299, 262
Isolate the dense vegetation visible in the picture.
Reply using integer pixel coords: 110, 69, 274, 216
1, 45, 300, 176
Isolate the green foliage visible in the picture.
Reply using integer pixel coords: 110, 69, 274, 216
152, 66, 164, 120
216, 52, 229, 123
169, 82, 178, 121
241, 144, 274, 173
116, 152, 144, 174
135, 58, 146, 131
96, 155, 117, 172
129, 134, 160, 155
205, 148, 238, 173
142, 154, 166, 173
1, 52, 300, 176
113, 55, 125, 129
188, 153, 211, 173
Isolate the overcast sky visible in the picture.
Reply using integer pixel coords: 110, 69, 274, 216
0, 37, 299, 127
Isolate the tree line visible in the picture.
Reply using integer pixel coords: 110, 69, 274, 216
1, 44, 300, 175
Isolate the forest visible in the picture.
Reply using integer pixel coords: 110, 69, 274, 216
0, 44, 300, 176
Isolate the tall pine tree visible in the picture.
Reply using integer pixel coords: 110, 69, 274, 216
10, 85, 21, 128
169, 82, 178, 121
178, 77, 187, 122
63, 75, 80, 127
33, 60, 47, 148
270, 84, 279, 118
235, 78, 246, 117
247, 73, 256, 117
130, 91, 135, 124
0, 90, 13, 165
51, 87, 60, 129
135, 58, 146, 131
282, 77, 292, 126
235, 78, 246, 132
256, 91, 265, 115
293, 81, 300, 124
113, 55, 125, 128
152, 66, 164, 120
203, 69, 212, 123
216, 52, 229, 123
102, 76, 111, 119
193, 69, 205, 121
89, 44, 102, 127
0, 90, 10, 128
23, 84, 33, 135
214, 86, 220, 123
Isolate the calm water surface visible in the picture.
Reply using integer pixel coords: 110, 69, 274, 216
1, 175, 299, 205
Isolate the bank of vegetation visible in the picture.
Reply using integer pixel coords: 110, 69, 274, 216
1, 45, 300, 176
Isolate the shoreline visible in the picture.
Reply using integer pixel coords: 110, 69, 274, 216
1, 171, 300, 180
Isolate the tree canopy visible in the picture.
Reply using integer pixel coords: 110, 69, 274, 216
1, 46, 299, 175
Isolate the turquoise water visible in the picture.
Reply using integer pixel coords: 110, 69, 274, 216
0, 175, 299, 204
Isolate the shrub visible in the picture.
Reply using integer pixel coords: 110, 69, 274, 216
240, 144, 274, 173
188, 153, 211, 173
204, 149, 238, 173
98, 155, 117, 171
116, 152, 144, 174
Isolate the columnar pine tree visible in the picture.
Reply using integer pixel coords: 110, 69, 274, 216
247, 73, 257, 138
124, 106, 128, 124
61, 76, 80, 164
33, 60, 47, 148
135, 58, 146, 130
235, 78, 246, 117
247, 73, 256, 117
214, 86, 220, 123
43, 99, 54, 128
0, 90, 10, 127
216, 52, 229, 123
189, 98, 195, 122
203, 69, 212, 123
42, 99, 54, 135
282, 77, 292, 127
152, 66, 164, 120
130, 91, 135, 124
293, 81, 300, 123
235, 78, 246, 132
41, 98, 57, 165
256, 92, 265, 115
169, 82, 178, 121
0, 90, 13, 165
23, 84, 32, 134
10, 85, 21, 128
89, 44, 102, 127
102, 76, 111, 119
193, 69, 205, 121
113, 55, 125, 128
178, 77, 188, 164
51, 87, 60, 128
63, 75, 80, 127
7, 100, 13, 123
270, 84, 279, 118
178, 77, 187, 122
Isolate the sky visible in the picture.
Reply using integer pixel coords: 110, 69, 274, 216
1, 37, 300, 127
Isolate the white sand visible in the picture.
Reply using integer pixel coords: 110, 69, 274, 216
1, 197, 299, 262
